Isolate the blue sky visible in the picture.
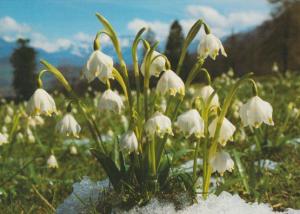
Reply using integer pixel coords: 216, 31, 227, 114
0, 0, 271, 56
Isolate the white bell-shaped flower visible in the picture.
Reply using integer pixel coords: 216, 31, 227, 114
56, 113, 81, 138
70, 145, 78, 155
4, 115, 11, 124
16, 132, 24, 141
156, 70, 185, 96
195, 85, 219, 109
83, 50, 114, 83
209, 117, 236, 146
175, 109, 204, 138
141, 50, 166, 77
47, 154, 59, 169
2, 126, 8, 133
120, 131, 139, 154
240, 96, 274, 128
98, 89, 124, 113
209, 150, 234, 176
198, 33, 227, 60
7, 106, 14, 116
27, 88, 57, 116
145, 112, 173, 137
0, 133, 8, 146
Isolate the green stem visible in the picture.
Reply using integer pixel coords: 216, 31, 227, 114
39, 60, 105, 153
176, 20, 209, 75
192, 141, 200, 185
203, 73, 254, 199
151, 136, 156, 176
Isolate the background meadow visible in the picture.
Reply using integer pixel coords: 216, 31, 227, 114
0, 0, 300, 213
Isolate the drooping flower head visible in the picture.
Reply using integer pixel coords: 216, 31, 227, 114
240, 96, 274, 128
209, 117, 236, 146
198, 33, 227, 60
47, 154, 59, 169
98, 89, 124, 113
156, 70, 185, 96
56, 113, 81, 138
195, 85, 219, 109
145, 112, 173, 137
0, 133, 8, 146
210, 150, 234, 176
120, 131, 139, 154
175, 109, 204, 138
83, 50, 114, 83
27, 88, 57, 116
141, 50, 166, 77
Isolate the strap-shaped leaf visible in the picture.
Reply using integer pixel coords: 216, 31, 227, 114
40, 60, 72, 92
233, 149, 250, 194
176, 19, 204, 75
91, 149, 122, 190
157, 156, 170, 187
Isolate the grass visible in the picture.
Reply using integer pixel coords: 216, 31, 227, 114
0, 70, 299, 213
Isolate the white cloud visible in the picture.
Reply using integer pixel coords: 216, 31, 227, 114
185, 5, 270, 37
0, 16, 31, 35
127, 5, 269, 41
0, 16, 95, 55
128, 18, 170, 40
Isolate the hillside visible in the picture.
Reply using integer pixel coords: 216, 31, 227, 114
204, 3, 300, 76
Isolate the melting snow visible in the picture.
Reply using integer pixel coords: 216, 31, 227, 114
56, 177, 299, 214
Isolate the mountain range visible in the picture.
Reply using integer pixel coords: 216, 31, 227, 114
0, 36, 198, 96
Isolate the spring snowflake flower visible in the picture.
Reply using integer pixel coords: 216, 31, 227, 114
156, 70, 185, 96
70, 145, 78, 155
175, 109, 204, 138
210, 150, 234, 176
141, 50, 166, 77
83, 50, 114, 83
0, 133, 8, 146
2, 126, 7, 133
209, 117, 236, 146
4, 115, 12, 124
195, 85, 219, 109
198, 33, 227, 60
27, 88, 56, 116
6, 106, 14, 116
145, 112, 173, 137
28, 134, 35, 143
240, 96, 274, 128
120, 131, 139, 154
16, 132, 24, 141
98, 89, 124, 113
28, 116, 45, 127
56, 113, 81, 138
47, 154, 59, 169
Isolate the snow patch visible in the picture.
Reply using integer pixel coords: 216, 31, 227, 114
57, 177, 299, 214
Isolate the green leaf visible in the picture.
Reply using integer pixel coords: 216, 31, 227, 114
176, 19, 204, 75
157, 156, 171, 187
91, 149, 122, 190
40, 60, 72, 92
178, 172, 194, 193
233, 149, 250, 194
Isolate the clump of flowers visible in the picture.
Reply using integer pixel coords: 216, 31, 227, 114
27, 13, 274, 208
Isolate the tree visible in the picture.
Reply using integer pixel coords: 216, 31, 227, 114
267, 0, 300, 71
10, 38, 37, 100
164, 20, 184, 70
